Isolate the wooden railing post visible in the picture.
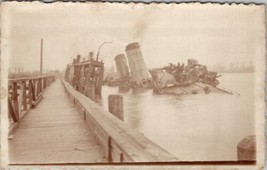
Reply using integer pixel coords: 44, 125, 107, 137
41, 78, 44, 93
37, 78, 41, 97
32, 80, 37, 101
21, 81, 27, 111
8, 76, 55, 124
12, 82, 19, 122
40, 78, 42, 93
46, 77, 49, 87
8, 97, 18, 122
43, 78, 46, 90
35, 80, 38, 99
29, 80, 35, 106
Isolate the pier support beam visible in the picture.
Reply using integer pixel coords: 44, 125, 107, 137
108, 95, 124, 121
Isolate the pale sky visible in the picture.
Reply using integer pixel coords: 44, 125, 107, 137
2, 2, 264, 72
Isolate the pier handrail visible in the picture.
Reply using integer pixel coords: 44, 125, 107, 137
62, 80, 178, 163
8, 76, 55, 128
8, 75, 55, 83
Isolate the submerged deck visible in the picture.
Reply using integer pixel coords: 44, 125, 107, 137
9, 79, 105, 164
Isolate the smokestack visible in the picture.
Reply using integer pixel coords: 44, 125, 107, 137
125, 42, 149, 86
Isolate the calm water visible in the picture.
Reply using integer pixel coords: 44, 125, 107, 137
100, 73, 255, 161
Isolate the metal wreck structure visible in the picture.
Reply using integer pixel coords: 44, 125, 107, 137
149, 59, 233, 95
105, 41, 234, 95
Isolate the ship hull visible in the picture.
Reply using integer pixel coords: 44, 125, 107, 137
154, 82, 232, 95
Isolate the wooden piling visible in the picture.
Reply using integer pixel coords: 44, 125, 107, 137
85, 84, 95, 101
108, 95, 124, 121
237, 135, 256, 161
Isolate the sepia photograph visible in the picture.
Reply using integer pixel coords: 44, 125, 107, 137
0, 2, 265, 169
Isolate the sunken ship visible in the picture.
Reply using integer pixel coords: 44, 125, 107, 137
104, 42, 233, 95
149, 59, 233, 95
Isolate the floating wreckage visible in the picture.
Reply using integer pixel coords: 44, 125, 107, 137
149, 59, 233, 95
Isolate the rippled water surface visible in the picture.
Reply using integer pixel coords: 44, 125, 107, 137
101, 73, 255, 161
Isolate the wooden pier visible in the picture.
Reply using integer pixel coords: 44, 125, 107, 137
7, 76, 178, 165
9, 79, 105, 164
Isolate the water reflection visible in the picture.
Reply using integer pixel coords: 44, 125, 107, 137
101, 73, 255, 161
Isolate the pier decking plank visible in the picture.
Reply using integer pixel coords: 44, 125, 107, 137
9, 79, 105, 164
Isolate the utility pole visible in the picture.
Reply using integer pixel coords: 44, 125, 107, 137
40, 38, 43, 75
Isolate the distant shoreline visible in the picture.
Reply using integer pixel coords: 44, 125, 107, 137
217, 71, 254, 74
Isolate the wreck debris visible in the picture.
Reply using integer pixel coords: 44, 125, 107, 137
149, 59, 231, 95
105, 42, 233, 95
